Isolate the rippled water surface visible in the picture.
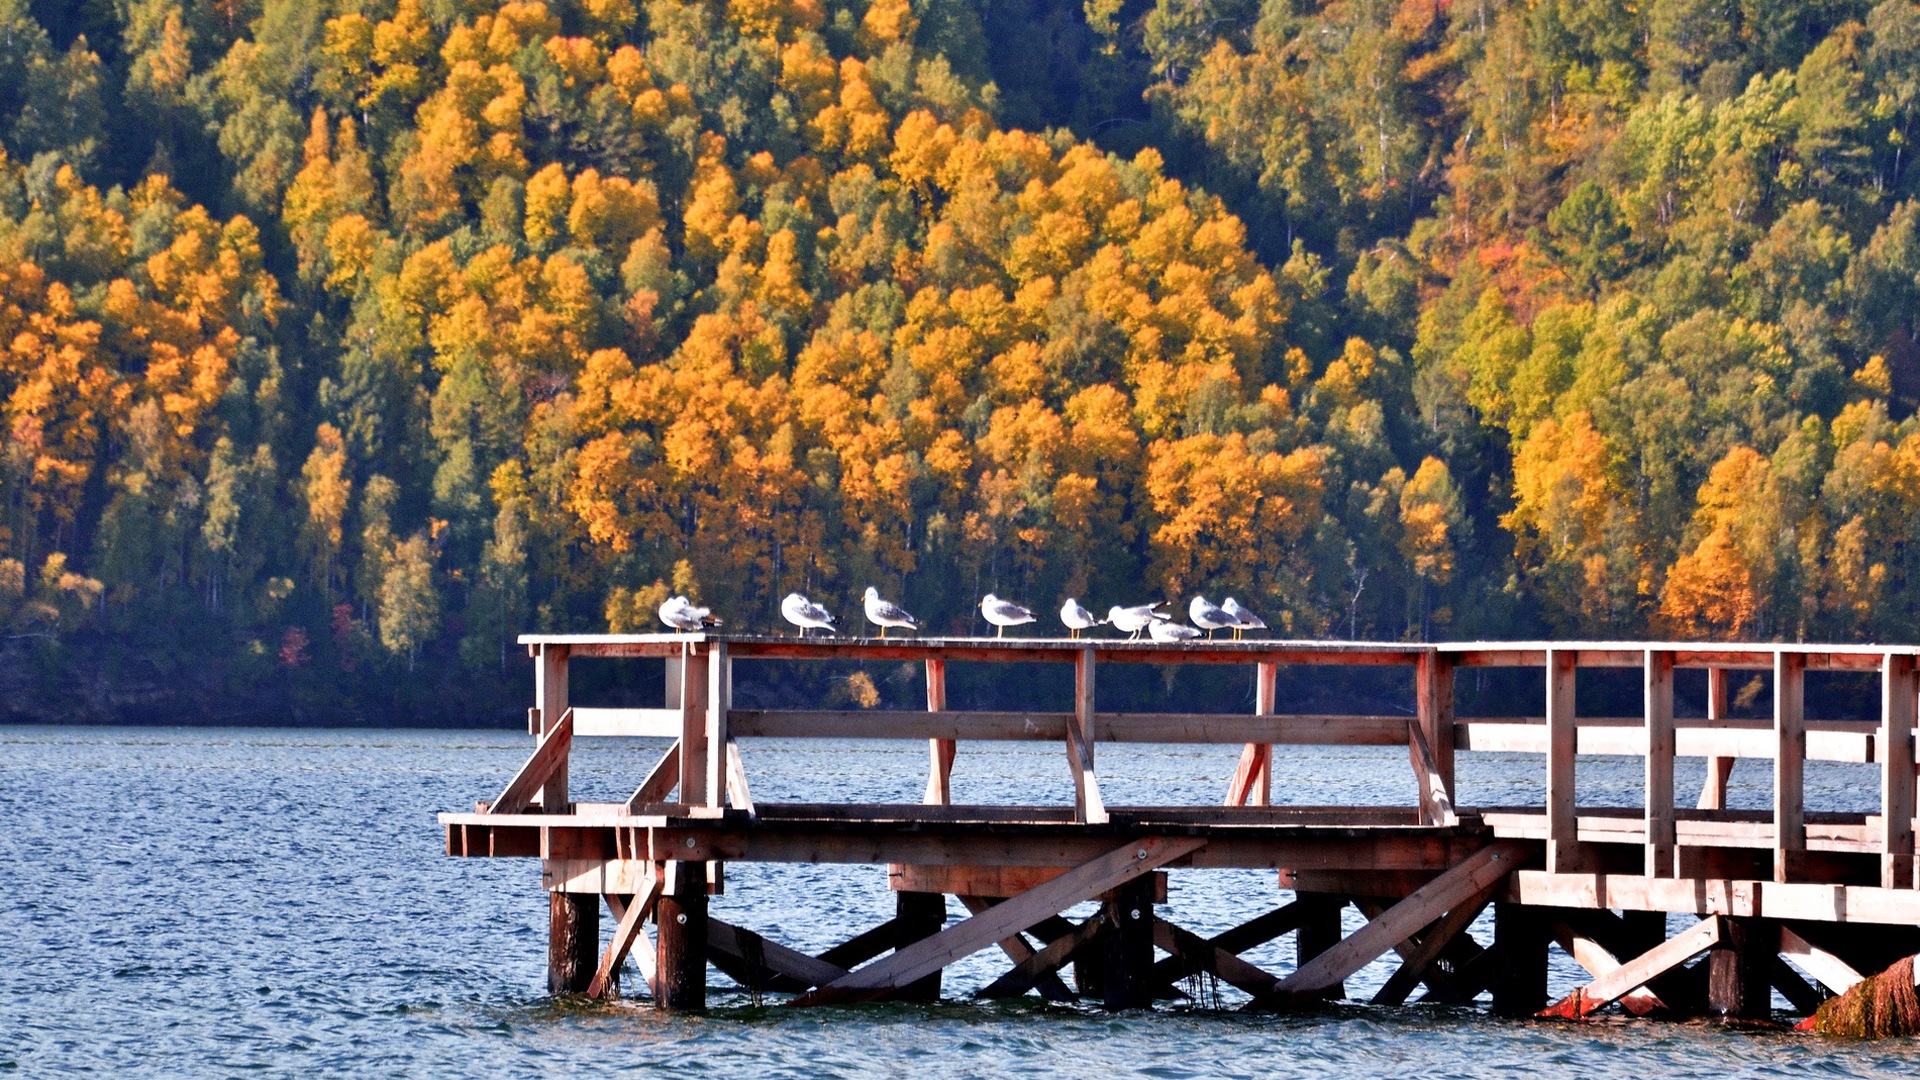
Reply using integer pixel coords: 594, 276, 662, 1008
6, 725, 1920, 1076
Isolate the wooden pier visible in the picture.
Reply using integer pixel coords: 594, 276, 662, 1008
441, 635, 1920, 1019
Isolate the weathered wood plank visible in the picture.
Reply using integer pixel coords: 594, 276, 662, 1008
957, 896, 1077, 1003
1507, 870, 1920, 924
587, 868, 663, 998
492, 709, 574, 816
1408, 717, 1457, 827
536, 644, 570, 809
1645, 650, 1675, 878
1371, 880, 1498, 1005
705, 642, 730, 810
625, 740, 680, 812
792, 837, 1206, 1005
1546, 648, 1577, 873
724, 739, 754, 816
975, 917, 1099, 999
1540, 917, 1721, 1019
1416, 652, 1455, 818
678, 646, 709, 808
1153, 918, 1284, 999
1264, 841, 1525, 1005
1883, 653, 1916, 890
1776, 651, 1806, 883
708, 917, 850, 990
1779, 925, 1863, 994
1069, 648, 1106, 825
924, 659, 953, 805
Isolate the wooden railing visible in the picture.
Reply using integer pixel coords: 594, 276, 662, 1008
499, 635, 1920, 888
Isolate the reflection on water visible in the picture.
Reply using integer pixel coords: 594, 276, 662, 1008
1, 725, 1916, 1076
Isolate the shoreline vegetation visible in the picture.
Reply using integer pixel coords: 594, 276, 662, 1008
4, 0, 1920, 724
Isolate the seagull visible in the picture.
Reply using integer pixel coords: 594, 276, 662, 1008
1221, 597, 1266, 640
1108, 602, 1170, 640
658, 595, 722, 632
980, 594, 1036, 638
781, 592, 837, 636
863, 587, 918, 638
1060, 598, 1105, 639
1189, 596, 1233, 638
1149, 619, 1203, 643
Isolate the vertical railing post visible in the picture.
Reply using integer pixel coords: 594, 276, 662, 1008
1774, 650, 1806, 884
1068, 647, 1106, 824
1883, 651, 1916, 890
1546, 647, 1577, 873
924, 659, 953, 805
1644, 649, 1675, 877
536, 643, 571, 811
678, 642, 710, 807
1416, 651, 1455, 818
1698, 668, 1733, 810
664, 655, 682, 710
1252, 660, 1276, 806
706, 640, 729, 811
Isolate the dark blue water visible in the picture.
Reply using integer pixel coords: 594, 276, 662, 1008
5, 725, 1920, 1076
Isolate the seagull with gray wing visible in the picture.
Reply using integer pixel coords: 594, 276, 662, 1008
781, 592, 837, 636
1221, 597, 1266, 639
863, 587, 919, 638
659, 595, 722, 632
1060, 597, 1105, 639
1189, 596, 1233, 638
979, 594, 1036, 638
1108, 602, 1170, 640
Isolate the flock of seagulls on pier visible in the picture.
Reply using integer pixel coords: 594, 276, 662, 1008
658, 587, 1268, 642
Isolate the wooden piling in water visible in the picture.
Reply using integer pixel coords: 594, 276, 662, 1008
1102, 878, 1157, 1009
656, 862, 709, 1010
547, 890, 598, 994
894, 891, 946, 1002
1708, 916, 1774, 1020
1491, 901, 1548, 1015
1295, 893, 1346, 1001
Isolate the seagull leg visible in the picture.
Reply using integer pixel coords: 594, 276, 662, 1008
997, 625, 1004, 639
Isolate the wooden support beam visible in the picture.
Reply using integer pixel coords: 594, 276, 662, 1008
1775, 652, 1806, 884
492, 709, 574, 816
536, 644, 570, 810
924, 659, 954, 805
1699, 667, 1734, 810
1068, 648, 1107, 825
1226, 662, 1279, 807
547, 888, 598, 994
1771, 955, 1826, 1015
1152, 918, 1284, 1000
1103, 875, 1157, 1009
626, 740, 680, 812
724, 740, 754, 816
588, 868, 663, 999
977, 917, 1098, 999
654, 862, 708, 1010
792, 836, 1205, 1006
1371, 881, 1498, 1005
1294, 893, 1347, 1001
1883, 653, 1916, 890
1779, 925, 1863, 995
1264, 841, 1524, 1006
959, 896, 1076, 1002
1708, 916, 1774, 1019
894, 891, 947, 1001
1645, 649, 1676, 878
1546, 647, 1578, 873
677, 645, 710, 808
1549, 917, 1669, 1016
1491, 902, 1548, 1015
1539, 917, 1721, 1019
708, 917, 850, 990
1416, 652, 1455, 821
1150, 903, 1304, 992
818, 918, 908, 971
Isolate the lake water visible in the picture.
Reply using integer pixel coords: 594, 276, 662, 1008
5, 724, 1920, 1076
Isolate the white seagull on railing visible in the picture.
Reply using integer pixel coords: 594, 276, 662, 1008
1060, 598, 1105, 639
659, 595, 722, 632
781, 592, 838, 636
979, 594, 1036, 638
1189, 596, 1233, 638
863, 587, 919, 638
1149, 619, 1203, 643
1221, 597, 1266, 639
1108, 602, 1170, 640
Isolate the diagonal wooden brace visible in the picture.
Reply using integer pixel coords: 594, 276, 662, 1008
492, 709, 574, 815
792, 836, 1205, 1006
626, 739, 680, 812
1539, 917, 1722, 1018
587, 866, 663, 999
960, 896, 1076, 1002
1154, 917, 1284, 999
976, 916, 1099, 999
1262, 841, 1524, 1007
1371, 879, 1500, 1005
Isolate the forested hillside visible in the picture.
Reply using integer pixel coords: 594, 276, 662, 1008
2, 0, 1918, 720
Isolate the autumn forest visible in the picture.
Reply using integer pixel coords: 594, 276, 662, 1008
3, 0, 1919, 720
